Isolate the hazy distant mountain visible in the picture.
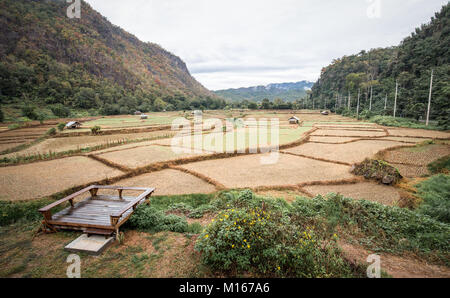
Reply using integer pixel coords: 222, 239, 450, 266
215, 81, 314, 102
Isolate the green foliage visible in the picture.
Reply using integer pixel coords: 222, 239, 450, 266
0, 108, 4, 122
128, 206, 188, 233
0, 199, 57, 226
57, 123, 66, 131
195, 190, 362, 278
45, 127, 56, 136
428, 155, 450, 174
51, 104, 71, 118
416, 175, 450, 223
312, 4, 450, 123
0, 0, 225, 114
291, 194, 450, 258
370, 115, 443, 130
90, 126, 101, 135
21, 105, 38, 120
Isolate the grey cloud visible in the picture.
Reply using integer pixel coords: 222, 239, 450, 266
85, 0, 448, 90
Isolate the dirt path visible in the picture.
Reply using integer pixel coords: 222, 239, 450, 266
339, 241, 450, 278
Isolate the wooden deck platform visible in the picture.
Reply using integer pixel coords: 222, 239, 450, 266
39, 185, 154, 235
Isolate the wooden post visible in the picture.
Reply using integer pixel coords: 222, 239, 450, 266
426, 69, 434, 126
394, 80, 398, 118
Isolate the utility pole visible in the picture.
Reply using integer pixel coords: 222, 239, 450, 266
394, 80, 398, 118
348, 91, 351, 110
357, 89, 361, 118
335, 93, 338, 111
384, 94, 387, 111
426, 69, 434, 126
369, 85, 373, 111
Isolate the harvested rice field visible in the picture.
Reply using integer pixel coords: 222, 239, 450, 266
113, 169, 217, 196
311, 129, 387, 137
303, 182, 401, 206
383, 144, 450, 166
387, 128, 450, 139
309, 136, 361, 144
0, 156, 123, 201
392, 164, 430, 178
380, 136, 433, 143
283, 140, 407, 164
1, 131, 175, 158
179, 153, 353, 188
95, 145, 212, 169
2, 110, 450, 280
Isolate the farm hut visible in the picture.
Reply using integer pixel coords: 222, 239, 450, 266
141, 114, 148, 120
193, 110, 203, 116
134, 111, 142, 115
289, 116, 300, 124
65, 121, 82, 129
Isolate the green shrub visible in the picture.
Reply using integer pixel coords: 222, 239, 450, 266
50, 104, 71, 118
416, 175, 450, 223
128, 206, 188, 233
195, 190, 361, 277
0, 199, 56, 226
91, 126, 101, 135
46, 127, 57, 136
291, 194, 450, 256
8, 123, 20, 130
370, 115, 443, 130
21, 105, 38, 120
57, 123, 66, 131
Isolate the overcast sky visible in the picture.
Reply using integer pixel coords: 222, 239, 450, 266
84, 0, 447, 90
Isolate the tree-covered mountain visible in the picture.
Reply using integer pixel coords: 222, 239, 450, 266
215, 81, 314, 102
311, 3, 449, 124
0, 0, 224, 118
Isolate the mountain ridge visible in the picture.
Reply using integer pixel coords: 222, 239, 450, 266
215, 80, 314, 102
0, 0, 224, 116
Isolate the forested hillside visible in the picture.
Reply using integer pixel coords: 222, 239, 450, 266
311, 3, 449, 126
215, 81, 313, 102
0, 0, 224, 120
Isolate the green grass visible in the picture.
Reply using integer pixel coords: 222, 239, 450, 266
370, 115, 445, 130
0, 198, 66, 226
291, 194, 450, 264
428, 155, 450, 174
415, 175, 450, 223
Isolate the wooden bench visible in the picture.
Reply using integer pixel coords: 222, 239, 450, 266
39, 185, 155, 236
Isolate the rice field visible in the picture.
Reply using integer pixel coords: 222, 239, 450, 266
0, 156, 124, 201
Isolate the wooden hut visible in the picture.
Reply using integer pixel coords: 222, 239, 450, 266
65, 121, 82, 129
289, 116, 300, 124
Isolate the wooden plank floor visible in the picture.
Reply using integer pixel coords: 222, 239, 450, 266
52, 195, 137, 228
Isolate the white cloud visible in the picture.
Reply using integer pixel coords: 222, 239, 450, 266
85, 0, 448, 90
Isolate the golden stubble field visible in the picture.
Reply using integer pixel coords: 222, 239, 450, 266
0, 111, 449, 204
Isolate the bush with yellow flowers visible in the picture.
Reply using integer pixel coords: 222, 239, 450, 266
195, 190, 359, 277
